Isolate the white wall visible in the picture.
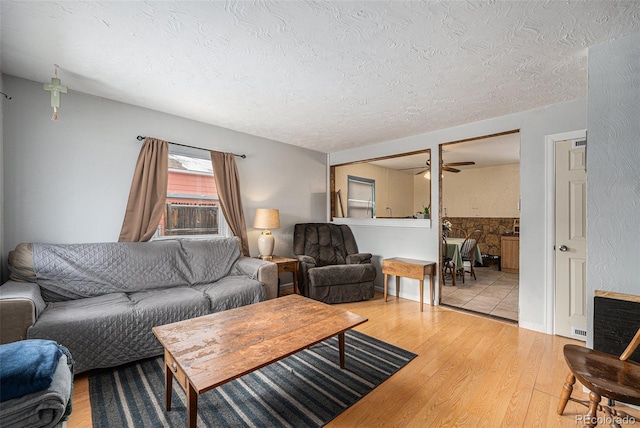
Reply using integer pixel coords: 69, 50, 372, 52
443, 163, 520, 218
2, 75, 327, 275
330, 98, 587, 331
586, 32, 640, 347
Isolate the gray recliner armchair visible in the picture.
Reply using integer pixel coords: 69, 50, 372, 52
293, 223, 376, 304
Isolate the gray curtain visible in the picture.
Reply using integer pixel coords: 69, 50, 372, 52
210, 151, 250, 256
118, 137, 168, 242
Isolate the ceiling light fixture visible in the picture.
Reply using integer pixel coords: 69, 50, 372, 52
43, 64, 67, 121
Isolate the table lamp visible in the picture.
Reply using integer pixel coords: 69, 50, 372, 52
253, 208, 280, 260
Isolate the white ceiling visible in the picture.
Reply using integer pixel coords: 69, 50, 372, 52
367, 131, 520, 172
2, 1, 640, 154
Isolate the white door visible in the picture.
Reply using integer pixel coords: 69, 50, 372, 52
554, 138, 587, 340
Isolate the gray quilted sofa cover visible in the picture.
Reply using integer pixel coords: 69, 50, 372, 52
0, 238, 277, 373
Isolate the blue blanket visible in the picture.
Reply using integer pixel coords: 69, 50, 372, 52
0, 339, 63, 402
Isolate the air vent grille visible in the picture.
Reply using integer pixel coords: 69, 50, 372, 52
572, 327, 587, 337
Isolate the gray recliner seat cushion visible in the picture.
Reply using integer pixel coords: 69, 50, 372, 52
308, 264, 377, 287
307, 264, 376, 304
28, 288, 210, 373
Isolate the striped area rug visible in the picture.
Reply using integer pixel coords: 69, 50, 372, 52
89, 330, 416, 427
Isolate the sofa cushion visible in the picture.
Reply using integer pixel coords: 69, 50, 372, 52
28, 293, 136, 372
194, 276, 265, 313
28, 288, 211, 373
28, 238, 241, 301
128, 287, 210, 319
7, 243, 37, 282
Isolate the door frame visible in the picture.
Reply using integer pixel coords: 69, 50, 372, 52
544, 129, 587, 335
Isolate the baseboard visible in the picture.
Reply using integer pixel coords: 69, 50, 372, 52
280, 282, 294, 290
518, 320, 546, 333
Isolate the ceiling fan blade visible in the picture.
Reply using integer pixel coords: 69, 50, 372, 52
444, 161, 475, 167
442, 166, 461, 173
414, 168, 428, 175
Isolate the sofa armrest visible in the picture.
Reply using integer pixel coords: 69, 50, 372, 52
232, 257, 278, 301
346, 253, 372, 264
0, 281, 45, 344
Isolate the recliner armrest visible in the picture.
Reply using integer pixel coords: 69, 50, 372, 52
347, 253, 372, 264
296, 255, 316, 266
0, 281, 45, 344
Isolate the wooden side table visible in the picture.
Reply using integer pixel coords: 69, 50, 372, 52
382, 257, 437, 311
269, 256, 299, 296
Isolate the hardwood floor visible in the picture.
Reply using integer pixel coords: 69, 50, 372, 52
68, 293, 637, 427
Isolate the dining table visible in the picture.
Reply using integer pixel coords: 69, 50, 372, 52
443, 237, 483, 284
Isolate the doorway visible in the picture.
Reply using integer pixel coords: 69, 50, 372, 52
438, 131, 521, 323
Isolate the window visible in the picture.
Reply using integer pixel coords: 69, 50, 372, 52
347, 176, 375, 218
154, 147, 228, 238
331, 149, 431, 220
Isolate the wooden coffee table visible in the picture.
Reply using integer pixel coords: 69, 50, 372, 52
152, 294, 368, 428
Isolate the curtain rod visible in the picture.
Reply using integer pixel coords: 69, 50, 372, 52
136, 135, 246, 159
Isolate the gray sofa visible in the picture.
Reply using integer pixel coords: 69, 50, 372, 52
294, 223, 376, 304
0, 237, 277, 373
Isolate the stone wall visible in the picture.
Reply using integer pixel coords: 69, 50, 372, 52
446, 217, 519, 257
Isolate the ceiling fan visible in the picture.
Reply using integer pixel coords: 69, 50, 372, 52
404, 160, 476, 175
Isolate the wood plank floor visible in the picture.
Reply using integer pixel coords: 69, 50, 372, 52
68, 292, 638, 427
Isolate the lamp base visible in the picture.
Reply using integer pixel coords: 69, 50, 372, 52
257, 231, 275, 260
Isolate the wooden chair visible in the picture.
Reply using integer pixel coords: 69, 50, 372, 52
442, 235, 455, 286
448, 228, 468, 239
557, 328, 640, 427
460, 229, 482, 282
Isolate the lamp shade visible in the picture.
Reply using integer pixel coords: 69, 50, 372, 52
253, 209, 280, 230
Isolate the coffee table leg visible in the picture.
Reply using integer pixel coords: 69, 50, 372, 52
187, 382, 198, 428
419, 279, 424, 312
164, 361, 173, 411
339, 332, 345, 369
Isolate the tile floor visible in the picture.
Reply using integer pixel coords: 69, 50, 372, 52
441, 266, 519, 322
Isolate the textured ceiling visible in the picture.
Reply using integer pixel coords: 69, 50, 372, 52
2, 1, 640, 153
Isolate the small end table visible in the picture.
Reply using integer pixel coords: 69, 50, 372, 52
382, 257, 437, 311
268, 256, 300, 296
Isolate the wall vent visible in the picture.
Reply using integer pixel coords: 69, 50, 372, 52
573, 139, 587, 148
572, 327, 587, 337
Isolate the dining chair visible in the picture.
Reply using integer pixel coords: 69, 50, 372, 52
442, 234, 455, 286
557, 327, 640, 426
460, 229, 482, 282
449, 228, 468, 239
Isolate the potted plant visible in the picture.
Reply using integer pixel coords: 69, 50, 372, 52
417, 204, 430, 219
